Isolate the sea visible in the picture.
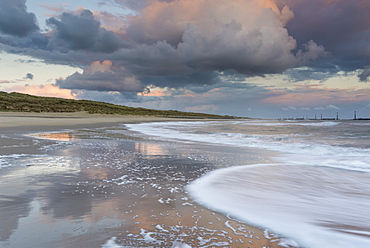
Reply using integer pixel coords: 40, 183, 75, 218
1, 119, 370, 248
125, 119, 370, 248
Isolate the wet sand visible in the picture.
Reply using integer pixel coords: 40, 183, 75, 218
0, 113, 291, 248
0, 112, 200, 129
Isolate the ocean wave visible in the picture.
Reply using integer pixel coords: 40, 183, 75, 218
125, 121, 370, 172
187, 164, 370, 248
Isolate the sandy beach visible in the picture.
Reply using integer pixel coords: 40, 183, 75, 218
0, 112, 198, 129
0, 112, 288, 248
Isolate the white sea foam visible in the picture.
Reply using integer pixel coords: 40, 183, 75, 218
240, 120, 340, 126
101, 236, 193, 248
187, 164, 370, 248
125, 121, 370, 172
101, 237, 125, 248
127, 120, 370, 247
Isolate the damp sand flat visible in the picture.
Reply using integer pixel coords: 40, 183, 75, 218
0, 113, 287, 248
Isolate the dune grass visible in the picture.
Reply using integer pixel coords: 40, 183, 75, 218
0, 91, 239, 119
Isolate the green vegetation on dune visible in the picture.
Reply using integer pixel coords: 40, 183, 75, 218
0, 91, 239, 119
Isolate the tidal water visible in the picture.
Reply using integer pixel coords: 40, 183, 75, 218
1, 119, 370, 248
126, 120, 370, 248
0, 122, 284, 248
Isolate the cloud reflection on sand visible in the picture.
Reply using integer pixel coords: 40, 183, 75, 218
0, 126, 289, 248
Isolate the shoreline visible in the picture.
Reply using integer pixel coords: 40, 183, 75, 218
0, 112, 222, 130
0, 113, 287, 248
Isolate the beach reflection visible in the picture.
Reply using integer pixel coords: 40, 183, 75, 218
30, 132, 80, 142
134, 142, 167, 156
0, 129, 290, 248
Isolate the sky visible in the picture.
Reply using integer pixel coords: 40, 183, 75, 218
0, 0, 369, 119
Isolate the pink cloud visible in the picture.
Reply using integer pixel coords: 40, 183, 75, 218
262, 85, 370, 106
3, 84, 76, 99
38, 3, 70, 16
92, 11, 127, 34
127, 0, 296, 45
146, 88, 170, 97
123, 0, 324, 75
85, 60, 113, 74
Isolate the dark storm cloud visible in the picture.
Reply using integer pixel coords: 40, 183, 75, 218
1, 0, 327, 93
144, 71, 223, 89
24, 73, 33, 80
1, 0, 369, 95
56, 61, 146, 92
358, 67, 370, 82
276, 0, 370, 71
70, 80, 267, 117
115, 0, 326, 82
0, 0, 38, 37
122, 0, 304, 76
72, 90, 140, 103
56, 70, 145, 92
47, 10, 124, 52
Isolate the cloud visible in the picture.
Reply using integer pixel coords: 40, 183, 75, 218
56, 60, 146, 93
282, 106, 296, 111
277, 0, 370, 72
124, 0, 325, 76
284, 67, 333, 82
358, 67, 370, 82
111, 0, 150, 12
295, 40, 328, 65
1, 0, 327, 91
92, 10, 127, 34
24, 73, 33, 80
1, 0, 369, 96
47, 9, 124, 52
2, 84, 75, 99
263, 84, 370, 106
0, 0, 39, 36
69, 80, 268, 116
0, 80, 12, 84
325, 104, 340, 110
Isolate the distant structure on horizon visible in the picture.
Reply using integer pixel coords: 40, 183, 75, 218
279, 111, 370, 121
354, 110, 370, 120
